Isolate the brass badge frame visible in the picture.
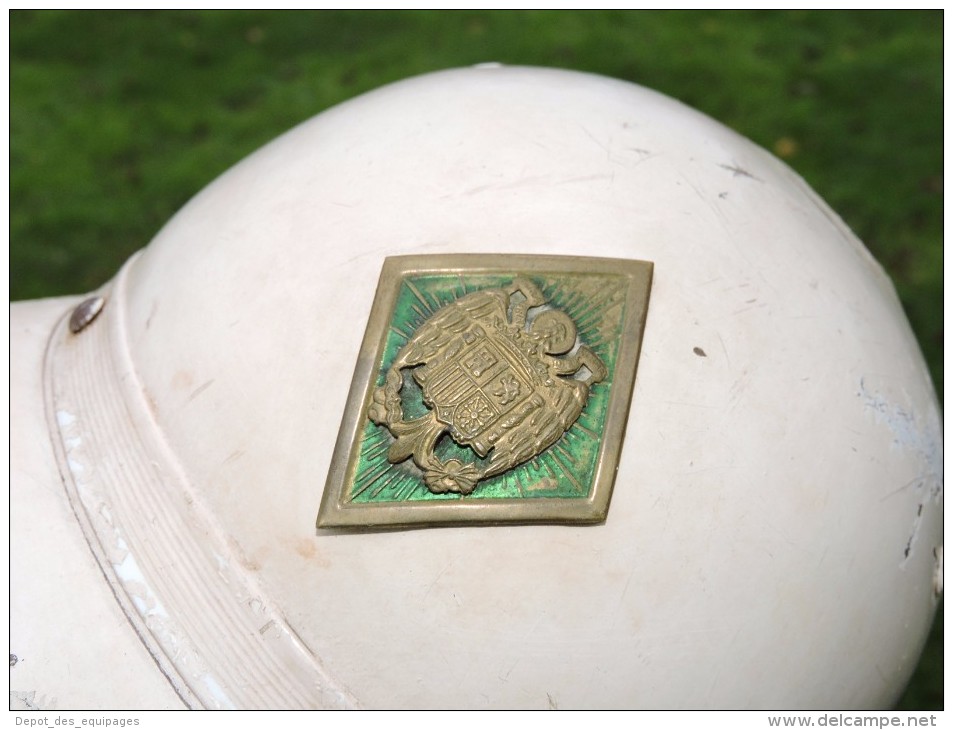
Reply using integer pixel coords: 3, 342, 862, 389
318, 254, 652, 529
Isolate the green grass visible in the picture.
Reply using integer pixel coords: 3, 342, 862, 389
10, 10, 942, 709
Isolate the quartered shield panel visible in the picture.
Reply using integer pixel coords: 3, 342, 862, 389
318, 254, 653, 529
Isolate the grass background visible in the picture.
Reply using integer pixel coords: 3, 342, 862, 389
10, 10, 942, 709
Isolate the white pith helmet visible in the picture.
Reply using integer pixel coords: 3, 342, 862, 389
10, 65, 942, 709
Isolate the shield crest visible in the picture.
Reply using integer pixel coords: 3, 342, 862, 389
366, 275, 608, 495
416, 331, 536, 453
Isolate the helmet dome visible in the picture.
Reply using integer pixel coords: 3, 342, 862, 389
18, 66, 942, 709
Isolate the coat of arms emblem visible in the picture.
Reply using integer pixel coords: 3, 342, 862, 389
368, 276, 607, 496
318, 254, 653, 529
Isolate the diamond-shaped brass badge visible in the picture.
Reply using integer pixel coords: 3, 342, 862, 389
318, 254, 652, 529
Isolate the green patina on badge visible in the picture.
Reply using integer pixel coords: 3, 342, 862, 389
319, 254, 652, 529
